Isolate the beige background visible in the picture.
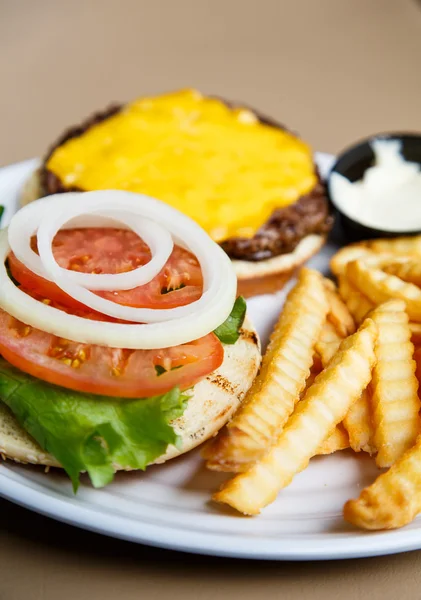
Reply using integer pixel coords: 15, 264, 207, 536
1, 0, 421, 598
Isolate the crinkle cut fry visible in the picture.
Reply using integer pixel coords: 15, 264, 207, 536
213, 319, 377, 515
206, 420, 349, 471
370, 300, 421, 468
292, 330, 350, 457
323, 279, 355, 337
337, 275, 375, 325
344, 434, 421, 530
368, 235, 421, 256
338, 277, 421, 346
318, 423, 349, 455
385, 259, 421, 287
299, 352, 323, 400
314, 321, 350, 454
316, 321, 374, 454
315, 320, 342, 366
343, 388, 374, 454
330, 244, 374, 277
330, 235, 421, 278
410, 322, 421, 346
203, 268, 328, 472
414, 347, 421, 385
290, 337, 349, 457
346, 260, 421, 323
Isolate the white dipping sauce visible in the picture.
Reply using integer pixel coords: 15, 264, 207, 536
330, 139, 421, 231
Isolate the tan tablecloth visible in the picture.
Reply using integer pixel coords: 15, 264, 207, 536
1, 0, 421, 598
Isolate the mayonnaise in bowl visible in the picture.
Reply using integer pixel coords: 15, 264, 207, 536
330, 139, 421, 232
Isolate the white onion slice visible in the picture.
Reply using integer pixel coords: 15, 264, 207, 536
8, 198, 173, 292
0, 190, 237, 349
32, 192, 233, 323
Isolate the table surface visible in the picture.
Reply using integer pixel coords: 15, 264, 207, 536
1, 0, 421, 598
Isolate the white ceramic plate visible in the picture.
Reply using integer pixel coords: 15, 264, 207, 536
1, 155, 420, 561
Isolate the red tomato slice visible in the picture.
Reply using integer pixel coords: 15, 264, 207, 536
8, 228, 203, 313
0, 308, 223, 398
8, 253, 88, 313
2, 228, 221, 398
19, 286, 122, 323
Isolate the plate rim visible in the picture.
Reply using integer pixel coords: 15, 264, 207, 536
2, 465, 421, 561
1, 155, 420, 561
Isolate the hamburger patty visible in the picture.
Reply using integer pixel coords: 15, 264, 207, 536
221, 178, 331, 261
40, 103, 333, 262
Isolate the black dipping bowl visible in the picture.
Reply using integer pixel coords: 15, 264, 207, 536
327, 132, 421, 243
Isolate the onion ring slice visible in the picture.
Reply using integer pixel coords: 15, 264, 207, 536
8, 197, 174, 292
0, 190, 237, 348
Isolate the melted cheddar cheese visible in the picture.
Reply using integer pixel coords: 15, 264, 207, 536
47, 89, 317, 241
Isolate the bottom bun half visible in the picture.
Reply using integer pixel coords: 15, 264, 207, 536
0, 316, 261, 471
234, 234, 325, 297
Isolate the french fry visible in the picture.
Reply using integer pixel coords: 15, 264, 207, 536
410, 323, 421, 346
330, 244, 374, 277
213, 319, 377, 515
384, 259, 421, 287
204, 268, 328, 472
359, 253, 410, 269
367, 235, 421, 256
337, 274, 375, 325
343, 389, 374, 455
311, 352, 323, 375
204, 349, 324, 474
414, 348, 421, 386
315, 320, 342, 366
300, 352, 323, 400
330, 234, 421, 267
316, 321, 374, 454
203, 350, 325, 473
344, 434, 421, 530
330, 235, 421, 279
207, 406, 350, 466
347, 260, 421, 322
304, 328, 350, 455
322, 278, 336, 292
370, 300, 420, 468
303, 349, 349, 454
323, 279, 355, 337
318, 424, 349, 455
310, 338, 349, 454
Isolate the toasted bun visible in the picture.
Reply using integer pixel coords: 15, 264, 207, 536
20, 171, 325, 297
0, 316, 261, 471
234, 234, 325, 297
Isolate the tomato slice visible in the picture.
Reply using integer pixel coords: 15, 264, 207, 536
20, 286, 122, 323
8, 253, 88, 313
0, 308, 223, 398
2, 228, 222, 398
8, 228, 203, 313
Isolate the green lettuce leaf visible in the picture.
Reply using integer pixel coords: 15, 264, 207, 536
0, 206, 4, 226
0, 359, 189, 492
213, 296, 247, 344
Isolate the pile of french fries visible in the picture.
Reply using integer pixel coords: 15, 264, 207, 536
204, 235, 421, 531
